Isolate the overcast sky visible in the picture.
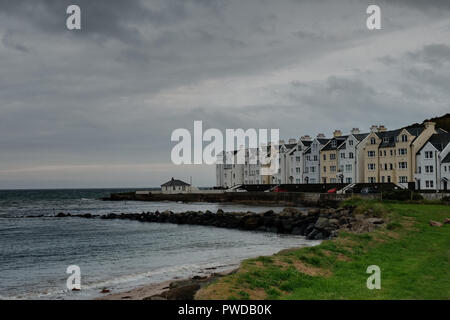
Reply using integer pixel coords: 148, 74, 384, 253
0, 0, 449, 189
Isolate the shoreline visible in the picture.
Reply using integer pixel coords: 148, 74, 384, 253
96, 267, 239, 300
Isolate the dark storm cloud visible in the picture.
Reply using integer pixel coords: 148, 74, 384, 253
0, 0, 449, 188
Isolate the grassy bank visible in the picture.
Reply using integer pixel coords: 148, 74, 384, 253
196, 200, 450, 300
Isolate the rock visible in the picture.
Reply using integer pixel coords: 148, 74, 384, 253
444, 218, 450, 224
71, 288, 80, 291
314, 217, 338, 231
192, 275, 207, 281
263, 210, 274, 216
307, 208, 320, 215
163, 284, 201, 300
430, 220, 443, 227
100, 288, 110, 294
367, 218, 384, 225
292, 226, 304, 235
280, 207, 300, 217
216, 209, 224, 215
56, 212, 68, 217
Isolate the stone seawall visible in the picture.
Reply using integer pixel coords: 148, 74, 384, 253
55, 206, 385, 240
105, 191, 381, 208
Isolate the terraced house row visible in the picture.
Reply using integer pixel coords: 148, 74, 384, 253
216, 121, 450, 191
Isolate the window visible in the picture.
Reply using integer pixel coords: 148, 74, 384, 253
370, 137, 376, 144
418, 166, 421, 174
384, 163, 388, 170
381, 176, 385, 183
399, 162, 407, 169
346, 177, 352, 183
399, 176, 408, 183
323, 154, 326, 160
296, 156, 301, 162
379, 150, 383, 156
383, 137, 389, 143
401, 134, 407, 142
369, 177, 376, 183
310, 167, 315, 173
368, 163, 376, 171
349, 140, 353, 146
387, 176, 391, 183
330, 154, 336, 160
306, 155, 311, 161
390, 163, 393, 170
340, 165, 344, 172
425, 180, 434, 188
330, 166, 336, 172
314, 155, 318, 161
368, 151, 376, 158
384, 150, 386, 156
425, 151, 433, 159
399, 148, 407, 155
296, 167, 301, 174
332, 141, 337, 148
349, 152, 354, 159
323, 166, 326, 172
345, 164, 352, 172
390, 150, 393, 156
330, 178, 337, 183
340, 153, 345, 159
425, 166, 434, 173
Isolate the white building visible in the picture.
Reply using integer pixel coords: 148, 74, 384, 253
304, 134, 329, 184
161, 178, 192, 194
286, 137, 312, 184
415, 133, 450, 191
338, 129, 369, 184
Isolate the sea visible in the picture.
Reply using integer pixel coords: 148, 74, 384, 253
0, 188, 320, 300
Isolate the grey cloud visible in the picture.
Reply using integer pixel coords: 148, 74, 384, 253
1, 29, 30, 52
1, 0, 450, 188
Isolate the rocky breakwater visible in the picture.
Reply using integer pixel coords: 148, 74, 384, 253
55, 206, 385, 240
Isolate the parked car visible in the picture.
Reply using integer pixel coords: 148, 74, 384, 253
273, 186, 288, 193
360, 187, 378, 194
327, 187, 338, 194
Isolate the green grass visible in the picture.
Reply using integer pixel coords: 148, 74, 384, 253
196, 201, 450, 300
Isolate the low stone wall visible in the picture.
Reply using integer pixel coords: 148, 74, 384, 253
107, 191, 381, 207
419, 193, 450, 200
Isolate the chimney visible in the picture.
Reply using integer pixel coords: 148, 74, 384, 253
424, 121, 436, 130
370, 125, 378, 133
351, 128, 360, 135
316, 133, 326, 139
333, 130, 342, 138
301, 135, 312, 141
378, 125, 387, 132
279, 139, 285, 145
288, 138, 297, 144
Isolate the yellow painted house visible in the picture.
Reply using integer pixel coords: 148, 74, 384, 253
320, 130, 347, 184
361, 122, 437, 184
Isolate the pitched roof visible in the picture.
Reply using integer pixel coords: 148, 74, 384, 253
301, 140, 313, 147
375, 128, 403, 148
354, 133, 369, 141
317, 138, 330, 145
442, 153, 450, 163
418, 133, 450, 153
161, 178, 190, 187
321, 136, 348, 151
